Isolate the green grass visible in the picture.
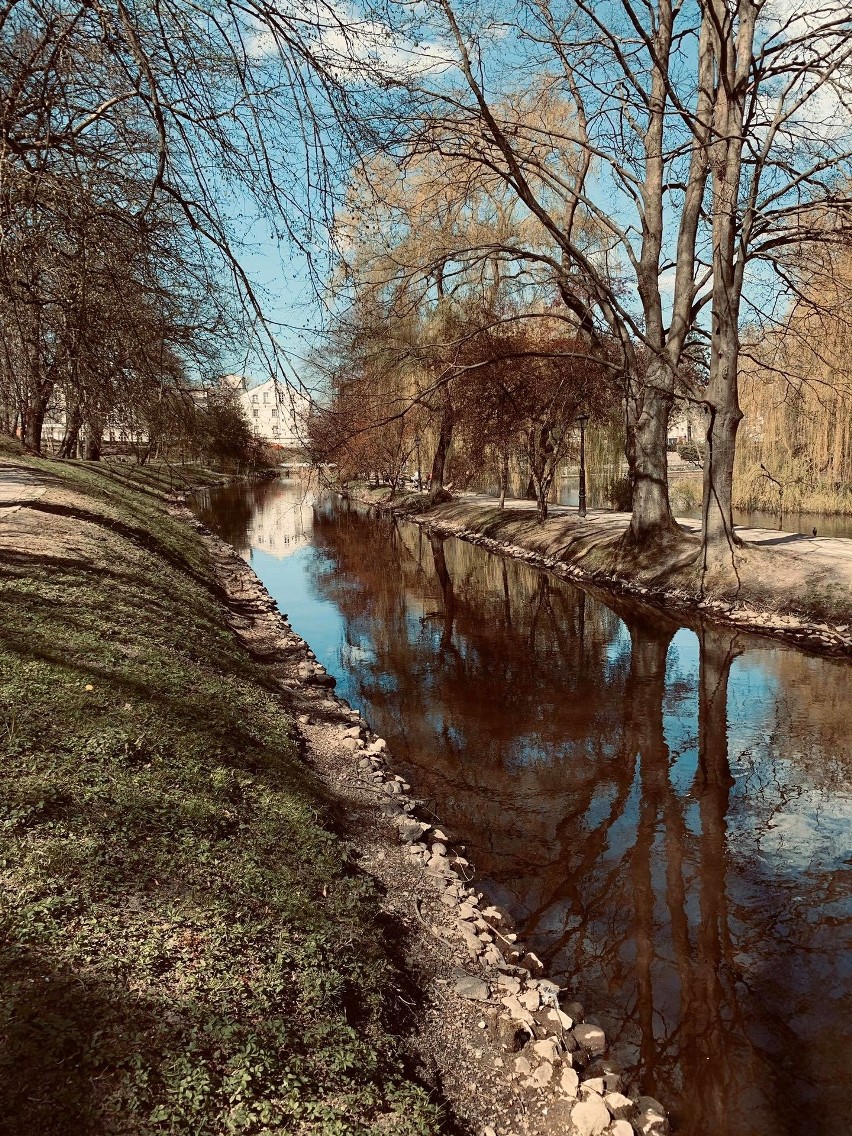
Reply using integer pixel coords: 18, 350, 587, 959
0, 458, 439, 1135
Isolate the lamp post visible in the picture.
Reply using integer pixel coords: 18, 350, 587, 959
576, 413, 589, 518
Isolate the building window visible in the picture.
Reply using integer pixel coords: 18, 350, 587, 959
263, 391, 269, 403
252, 410, 259, 418
251, 394, 258, 403
271, 409, 278, 417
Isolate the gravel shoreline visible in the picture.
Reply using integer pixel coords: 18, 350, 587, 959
179, 502, 671, 1136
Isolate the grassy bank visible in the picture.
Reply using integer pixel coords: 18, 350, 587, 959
0, 455, 439, 1135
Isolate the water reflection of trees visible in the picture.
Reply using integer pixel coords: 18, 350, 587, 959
193, 482, 259, 554
307, 501, 850, 1136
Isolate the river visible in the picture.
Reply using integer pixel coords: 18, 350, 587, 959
193, 476, 852, 1136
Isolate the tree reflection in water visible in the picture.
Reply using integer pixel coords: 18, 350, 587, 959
200, 488, 851, 1136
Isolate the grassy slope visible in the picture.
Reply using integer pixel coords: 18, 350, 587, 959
0, 456, 438, 1136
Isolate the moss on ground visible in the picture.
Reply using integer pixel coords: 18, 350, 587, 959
0, 457, 439, 1135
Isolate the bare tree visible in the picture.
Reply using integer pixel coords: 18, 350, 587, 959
359, 0, 852, 563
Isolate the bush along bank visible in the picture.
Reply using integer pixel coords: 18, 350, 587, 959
178, 508, 672, 1135
0, 455, 440, 1136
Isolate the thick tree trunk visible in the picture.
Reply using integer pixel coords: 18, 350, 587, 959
625, 368, 677, 545
21, 401, 47, 455
700, 0, 756, 574
82, 421, 103, 461
536, 483, 548, 523
498, 448, 508, 509
430, 387, 454, 489
58, 406, 83, 458
701, 386, 743, 572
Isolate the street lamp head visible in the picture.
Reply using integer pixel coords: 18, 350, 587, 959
576, 413, 590, 426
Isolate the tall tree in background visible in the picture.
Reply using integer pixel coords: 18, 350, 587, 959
361, 0, 852, 563
0, 0, 373, 446
330, 144, 605, 493
736, 240, 852, 511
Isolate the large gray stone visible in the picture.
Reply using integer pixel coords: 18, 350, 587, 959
634, 1097, 669, 1135
456, 921, 484, 958
603, 1092, 634, 1120
398, 820, 425, 843
606, 1121, 633, 1136
560, 1066, 579, 1097
453, 974, 489, 1001
518, 986, 541, 1012
531, 1037, 559, 1064
501, 994, 535, 1027
528, 1060, 553, 1088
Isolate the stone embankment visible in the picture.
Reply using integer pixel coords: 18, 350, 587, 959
178, 499, 671, 1136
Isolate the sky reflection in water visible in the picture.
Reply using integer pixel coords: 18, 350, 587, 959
193, 478, 852, 1136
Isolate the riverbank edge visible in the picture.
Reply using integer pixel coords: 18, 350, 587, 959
0, 456, 449, 1134
349, 490, 852, 657
183, 498, 674, 1136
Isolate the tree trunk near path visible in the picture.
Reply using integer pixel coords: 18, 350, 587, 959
430, 387, 454, 490
701, 388, 743, 575
58, 406, 83, 458
21, 400, 48, 455
498, 448, 508, 509
700, 0, 756, 576
624, 363, 678, 547
82, 420, 103, 461
534, 475, 550, 523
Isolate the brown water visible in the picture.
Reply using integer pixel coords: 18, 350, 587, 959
194, 478, 852, 1136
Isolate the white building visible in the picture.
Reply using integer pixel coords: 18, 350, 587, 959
223, 375, 310, 448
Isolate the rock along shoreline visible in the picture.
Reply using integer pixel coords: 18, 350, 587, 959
176, 498, 671, 1136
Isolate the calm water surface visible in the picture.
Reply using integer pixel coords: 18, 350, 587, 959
194, 478, 852, 1136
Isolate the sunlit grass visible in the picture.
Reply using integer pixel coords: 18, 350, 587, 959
0, 457, 438, 1136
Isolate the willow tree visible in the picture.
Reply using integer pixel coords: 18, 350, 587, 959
736, 243, 852, 511
331, 145, 598, 491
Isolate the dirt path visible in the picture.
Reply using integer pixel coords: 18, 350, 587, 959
458, 492, 852, 582
0, 463, 48, 518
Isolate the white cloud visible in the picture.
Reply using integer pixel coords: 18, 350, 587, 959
246, 1, 455, 80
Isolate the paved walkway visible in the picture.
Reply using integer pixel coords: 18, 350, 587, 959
0, 464, 47, 519
453, 492, 852, 572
